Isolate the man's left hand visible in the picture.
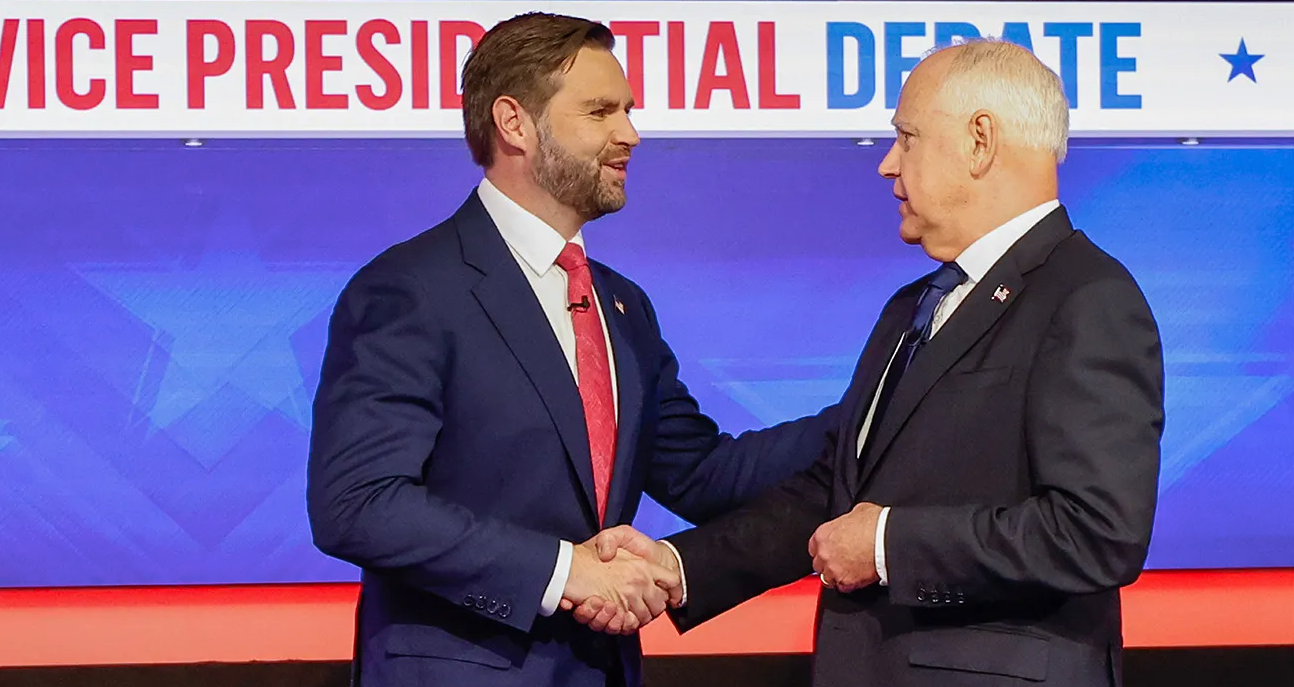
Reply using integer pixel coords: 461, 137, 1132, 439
809, 502, 884, 593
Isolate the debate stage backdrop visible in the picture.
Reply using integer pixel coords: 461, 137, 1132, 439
2, 137, 1292, 587
0, 0, 1292, 587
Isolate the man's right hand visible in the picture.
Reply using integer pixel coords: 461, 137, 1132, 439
563, 526, 682, 632
560, 540, 679, 635
590, 525, 676, 570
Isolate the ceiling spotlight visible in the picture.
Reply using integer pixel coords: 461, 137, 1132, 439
184, 138, 204, 148
856, 138, 875, 147
1179, 137, 1200, 146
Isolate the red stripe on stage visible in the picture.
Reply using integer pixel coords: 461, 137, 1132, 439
0, 569, 1291, 667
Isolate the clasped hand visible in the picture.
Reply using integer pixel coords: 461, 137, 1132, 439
560, 526, 680, 635
564, 502, 883, 635
809, 502, 883, 593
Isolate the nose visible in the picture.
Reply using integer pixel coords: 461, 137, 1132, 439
878, 140, 900, 179
613, 111, 641, 149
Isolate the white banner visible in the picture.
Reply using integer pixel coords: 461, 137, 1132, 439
0, 1, 1289, 137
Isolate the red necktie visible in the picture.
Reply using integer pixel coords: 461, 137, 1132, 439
555, 243, 617, 523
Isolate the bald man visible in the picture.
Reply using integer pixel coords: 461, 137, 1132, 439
583, 39, 1165, 687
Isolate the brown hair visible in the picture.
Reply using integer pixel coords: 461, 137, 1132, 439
461, 12, 615, 168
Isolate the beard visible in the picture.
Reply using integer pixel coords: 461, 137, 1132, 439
530, 121, 628, 222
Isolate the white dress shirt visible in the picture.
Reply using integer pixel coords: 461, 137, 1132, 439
866, 199, 1060, 585
476, 177, 619, 617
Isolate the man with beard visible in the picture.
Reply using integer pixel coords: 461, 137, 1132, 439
306, 12, 836, 687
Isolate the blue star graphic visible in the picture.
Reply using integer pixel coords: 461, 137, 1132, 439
76, 251, 351, 466
1220, 39, 1264, 82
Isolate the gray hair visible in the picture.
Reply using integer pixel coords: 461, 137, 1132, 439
925, 38, 1070, 163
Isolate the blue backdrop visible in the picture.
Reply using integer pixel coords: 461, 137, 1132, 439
1, 138, 1291, 586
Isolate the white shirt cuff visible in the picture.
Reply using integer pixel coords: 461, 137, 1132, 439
539, 540, 573, 616
875, 506, 891, 586
659, 539, 688, 607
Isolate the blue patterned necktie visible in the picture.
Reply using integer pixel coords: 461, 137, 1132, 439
907, 261, 969, 348
859, 262, 968, 459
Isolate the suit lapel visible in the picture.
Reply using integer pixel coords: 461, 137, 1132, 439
591, 265, 643, 526
457, 192, 599, 524
836, 297, 913, 499
855, 207, 1075, 492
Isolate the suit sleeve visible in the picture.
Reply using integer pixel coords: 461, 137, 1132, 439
306, 265, 559, 632
637, 291, 840, 524
665, 452, 834, 631
883, 277, 1164, 606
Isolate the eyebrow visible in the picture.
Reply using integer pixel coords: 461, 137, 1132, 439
582, 97, 634, 111
891, 118, 917, 134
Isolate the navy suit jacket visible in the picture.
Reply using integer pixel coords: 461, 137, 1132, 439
307, 190, 836, 687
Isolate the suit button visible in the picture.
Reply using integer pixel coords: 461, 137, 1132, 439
488, 599, 499, 613
475, 595, 486, 609
916, 589, 927, 602
499, 603, 511, 618
463, 595, 474, 607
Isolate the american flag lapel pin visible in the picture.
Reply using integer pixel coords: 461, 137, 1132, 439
992, 285, 1011, 303
614, 297, 625, 314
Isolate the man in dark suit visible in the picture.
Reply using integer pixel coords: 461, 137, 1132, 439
583, 39, 1165, 686
305, 12, 835, 687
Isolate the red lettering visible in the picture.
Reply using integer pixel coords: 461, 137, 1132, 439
411, 20, 429, 109
667, 21, 685, 109
610, 21, 659, 108
246, 20, 295, 109
695, 22, 749, 109
438, 20, 483, 109
115, 19, 158, 109
186, 20, 235, 109
757, 22, 798, 109
305, 20, 346, 109
56, 18, 106, 111
357, 20, 401, 111
27, 19, 45, 108
0, 20, 18, 108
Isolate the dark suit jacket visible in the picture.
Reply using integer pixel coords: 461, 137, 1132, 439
667, 207, 1164, 687
306, 190, 837, 687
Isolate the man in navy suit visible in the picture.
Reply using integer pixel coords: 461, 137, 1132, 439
306, 12, 835, 687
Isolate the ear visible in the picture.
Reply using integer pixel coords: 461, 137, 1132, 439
492, 95, 538, 155
968, 109, 997, 178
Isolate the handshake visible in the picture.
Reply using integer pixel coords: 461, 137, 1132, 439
558, 525, 681, 635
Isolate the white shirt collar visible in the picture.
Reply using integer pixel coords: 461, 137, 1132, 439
477, 177, 585, 275
954, 199, 1060, 284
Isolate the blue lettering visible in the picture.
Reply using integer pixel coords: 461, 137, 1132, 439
934, 22, 980, 48
1000, 22, 1034, 51
1100, 22, 1141, 109
826, 22, 877, 109
884, 22, 925, 108
1044, 23, 1093, 108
